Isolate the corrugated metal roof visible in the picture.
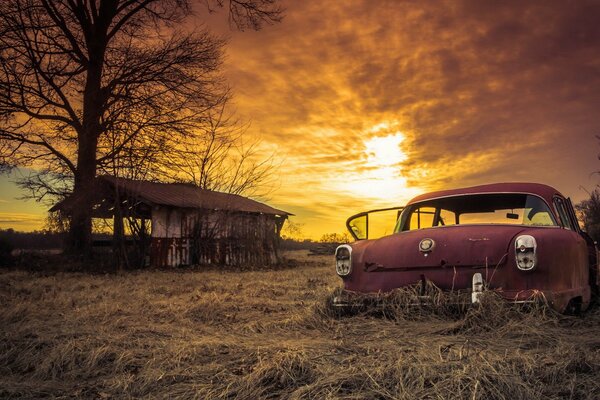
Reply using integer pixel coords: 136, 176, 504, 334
51, 176, 292, 216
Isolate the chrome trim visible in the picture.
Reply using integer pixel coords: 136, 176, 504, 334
419, 238, 435, 252
515, 235, 537, 271
335, 244, 353, 277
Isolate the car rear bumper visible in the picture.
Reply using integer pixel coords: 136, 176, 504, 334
332, 286, 591, 313
331, 289, 472, 311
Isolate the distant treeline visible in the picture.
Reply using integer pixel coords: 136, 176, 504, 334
0, 229, 118, 250
0, 229, 338, 252
0, 229, 65, 250
279, 238, 322, 251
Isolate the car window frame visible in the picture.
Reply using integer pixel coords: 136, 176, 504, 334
565, 197, 582, 233
397, 192, 558, 232
346, 206, 404, 241
553, 196, 576, 231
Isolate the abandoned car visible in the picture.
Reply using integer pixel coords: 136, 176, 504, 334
334, 183, 599, 312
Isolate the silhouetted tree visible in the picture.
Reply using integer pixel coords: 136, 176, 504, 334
280, 220, 305, 240
319, 232, 350, 244
165, 104, 278, 198
576, 187, 600, 243
0, 0, 282, 256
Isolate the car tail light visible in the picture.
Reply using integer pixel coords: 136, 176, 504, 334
515, 235, 537, 270
335, 245, 352, 276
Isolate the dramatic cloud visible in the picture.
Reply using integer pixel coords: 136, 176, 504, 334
217, 0, 600, 238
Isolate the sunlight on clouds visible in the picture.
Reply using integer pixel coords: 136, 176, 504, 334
264, 121, 426, 239
0, 212, 45, 228
216, 0, 600, 238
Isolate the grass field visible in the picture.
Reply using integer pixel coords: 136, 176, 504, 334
1, 250, 599, 399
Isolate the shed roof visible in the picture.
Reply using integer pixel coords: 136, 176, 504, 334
51, 176, 292, 216
407, 182, 564, 206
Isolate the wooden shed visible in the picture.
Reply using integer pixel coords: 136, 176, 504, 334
51, 176, 292, 267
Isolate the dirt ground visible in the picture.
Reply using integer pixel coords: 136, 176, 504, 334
1, 250, 599, 399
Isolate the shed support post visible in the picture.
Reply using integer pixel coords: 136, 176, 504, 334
113, 205, 126, 271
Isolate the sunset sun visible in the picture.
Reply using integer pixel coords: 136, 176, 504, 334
360, 130, 414, 200
333, 123, 421, 204
364, 130, 408, 171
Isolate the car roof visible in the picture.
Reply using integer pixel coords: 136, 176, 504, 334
407, 182, 564, 206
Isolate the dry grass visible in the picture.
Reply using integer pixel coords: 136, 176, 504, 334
1, 250, 599, 399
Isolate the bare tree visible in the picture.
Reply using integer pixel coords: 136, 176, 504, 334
166, 104, 279, 199
280, 219, 304, 240
205, 0, 282, 30
0, 0, 282, 256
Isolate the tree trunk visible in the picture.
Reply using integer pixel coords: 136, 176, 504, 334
67, 134, 97, 256
66, 42, 105, 256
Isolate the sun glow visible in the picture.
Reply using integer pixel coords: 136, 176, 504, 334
359, 131, 413, 199
364, 132, 408, 169
334, 123, 421, 204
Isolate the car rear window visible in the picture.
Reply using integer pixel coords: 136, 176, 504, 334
397, 193, 557, 232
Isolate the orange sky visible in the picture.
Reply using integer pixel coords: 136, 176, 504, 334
2, 0, 600, 239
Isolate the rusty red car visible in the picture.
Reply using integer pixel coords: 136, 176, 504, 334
334, 183, 599, 313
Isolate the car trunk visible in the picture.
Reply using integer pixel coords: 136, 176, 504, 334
350, 225, 529, 292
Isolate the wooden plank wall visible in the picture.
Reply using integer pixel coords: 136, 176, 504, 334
150, 208, 282, 267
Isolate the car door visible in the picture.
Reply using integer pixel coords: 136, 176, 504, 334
566, 197, 599, 289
